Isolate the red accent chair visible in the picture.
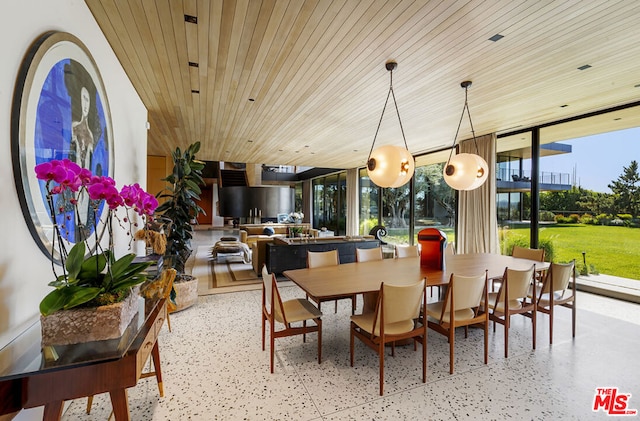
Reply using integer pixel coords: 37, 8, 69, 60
417, 228, 447, 269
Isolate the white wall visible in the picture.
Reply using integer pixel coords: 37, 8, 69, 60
0, 1, 147, 417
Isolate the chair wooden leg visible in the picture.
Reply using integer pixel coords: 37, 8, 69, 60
449, 329, 455, 374
303, 320, 307, 343
317, 318, 322, 364
422, 332, 427, 383
504, 313, 509, 358
352, 295, 356, 315
484, 318, 489, 365
379, 341, 385, 396
532, 306, 537, 351
261, 313, 266, 351
350, 324, 355, 367
549, 306, 554, 345
270, 322, 275, 373
166, 312, 172, 333
572, 302, 576, 338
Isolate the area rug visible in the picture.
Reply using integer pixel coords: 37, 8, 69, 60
193, 245, 294, 296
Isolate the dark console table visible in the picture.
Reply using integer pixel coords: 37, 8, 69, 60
0, 297, 166, 420
266, 237, 380, 274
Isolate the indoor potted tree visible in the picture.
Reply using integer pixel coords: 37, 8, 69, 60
156, 141, 205, 311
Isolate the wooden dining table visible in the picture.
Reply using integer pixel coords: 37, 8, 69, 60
282, 253, 549, 303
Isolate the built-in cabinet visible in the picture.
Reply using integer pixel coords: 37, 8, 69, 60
266, 239, 380, 274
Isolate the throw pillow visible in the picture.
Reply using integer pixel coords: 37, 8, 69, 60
263, 226, 275, 236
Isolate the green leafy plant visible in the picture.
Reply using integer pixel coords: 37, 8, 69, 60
40, 242, 151, 315
35, 159, 156, 316
156, 142, 206, 274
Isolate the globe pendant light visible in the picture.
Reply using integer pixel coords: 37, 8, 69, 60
443, 81, 489, 191
366, 61, 415, 188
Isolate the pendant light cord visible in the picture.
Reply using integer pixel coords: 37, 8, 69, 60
446, 83, 480, 165
367, 69, 409, 162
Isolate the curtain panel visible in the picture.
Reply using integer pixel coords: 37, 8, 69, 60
346, 168, 359, 236
457, 133, 499, 254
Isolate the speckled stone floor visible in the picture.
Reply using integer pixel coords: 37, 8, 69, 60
59, 230, 640, 420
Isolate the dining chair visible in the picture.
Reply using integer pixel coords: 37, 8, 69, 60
356, 247, 384, 314
512, 245, 545, 262
261, 265, 322, 373
529, 260, 576, 345
444, 242, 456, 258
350, 279, 427, 395
481, 265, 536, 358
395, 245, 419, 258
424, 271, 489, 374
417, 228, 447, 269
493, 246, 545, 291
306, 249, 354, 313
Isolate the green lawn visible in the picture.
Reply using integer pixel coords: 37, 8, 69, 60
504, 225, 640, 280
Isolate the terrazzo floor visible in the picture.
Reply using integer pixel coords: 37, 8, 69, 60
59, 229, 640, 420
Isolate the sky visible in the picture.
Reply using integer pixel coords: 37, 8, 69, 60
524, 127, 640, 193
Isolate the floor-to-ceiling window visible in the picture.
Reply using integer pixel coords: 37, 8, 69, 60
497, 103, 640, 281
382, 183, 411, 244
412, 151, 456, 246
312, 172, 346, 235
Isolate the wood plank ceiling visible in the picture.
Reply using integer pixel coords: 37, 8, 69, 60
86, 0, 640, 170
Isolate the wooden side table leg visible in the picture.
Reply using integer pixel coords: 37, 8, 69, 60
42, 401, 63, 421
109, 388, 130, 421
151, 342, 164, 397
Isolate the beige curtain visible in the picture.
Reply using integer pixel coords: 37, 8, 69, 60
457, 133, 499, 254
346, 168, 359, 235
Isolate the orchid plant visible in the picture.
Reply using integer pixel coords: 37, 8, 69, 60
35, 159, 158, 316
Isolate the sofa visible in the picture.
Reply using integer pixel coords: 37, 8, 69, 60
239, 223, 291, 247
239, 223, 315, 273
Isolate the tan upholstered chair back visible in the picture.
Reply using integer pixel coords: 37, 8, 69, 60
445, 242, 456, 258
541, 261, 575, 294
395, 245, 419, 258
356, 247, 383, 262
512, 246, 545, 262
497, 266, 535, 303
307, 249, 339, 268
262, 265, 285, 323
448, 273, 486, 312
381, 280, 425, 326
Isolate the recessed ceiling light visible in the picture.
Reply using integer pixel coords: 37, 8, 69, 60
188, 62, 199, 67
488, 34, 504, 42
184, 15, 197, 24
577, 64, 592, 71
